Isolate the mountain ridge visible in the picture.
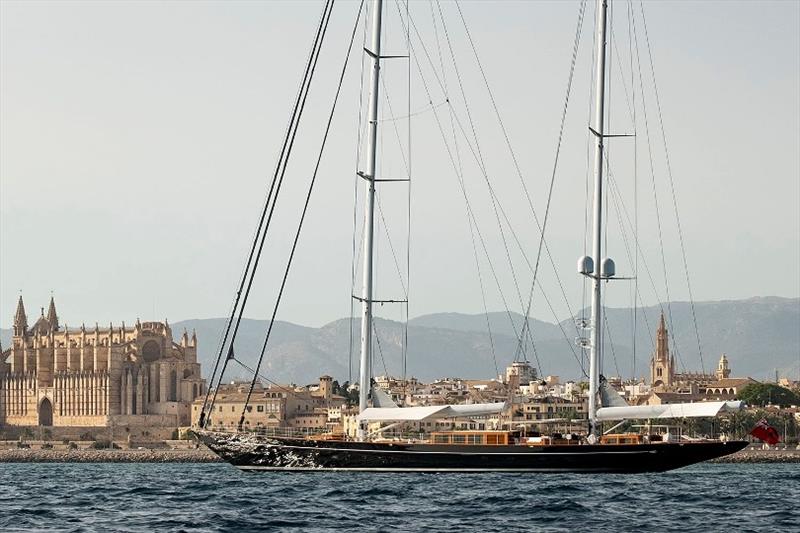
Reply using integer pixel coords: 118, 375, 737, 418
2, 297, 798, 384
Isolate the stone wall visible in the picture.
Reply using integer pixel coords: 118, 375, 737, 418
0, 424, 178, 442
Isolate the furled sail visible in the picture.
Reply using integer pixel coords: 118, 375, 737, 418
371, 386, 398, 408
595, 401, 743, 421
599, 376, 629, 408
358, 402, 506, 422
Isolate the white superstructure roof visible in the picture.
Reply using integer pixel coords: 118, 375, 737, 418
357, 402, 506, 422
596, 401, 743, 421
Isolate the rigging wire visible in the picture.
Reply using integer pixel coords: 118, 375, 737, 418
411, 7, 584, 370
639, 0, 705, 374
237, 0, 365, 429
581, 0, 599, 343
428, 0, 498, 378
603, 313, 622, 377
398, 2, 595, 378
629, 2, 687, 373
428, 2, 496, 375
434, 2, 537, 368
217, 0, 336, 411
231, 358, 308, 401
407, 0, 595, 377
416, 2, 574, 371
406, 0, 534, 365
394, 2, 532, 368
349, 0, 371, 385
200, 0, 335, 427
454, 0, 587, 345
506, 0, 588, 368
378, 100, 446, 122
600, 3, 621, 380
601, 0, 613, 377
627, 0, 639, 382
375, 195, 408, 297
605, 169, 657, 353
372, 321, 390, 377
447, 0, 592, 374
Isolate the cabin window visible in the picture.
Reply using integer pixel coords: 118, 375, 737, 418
452, 434, 466, 444
433, 434, 450, 444
467, 434, 483, 445
257, 405, 264, 412
246, 406, 252, 413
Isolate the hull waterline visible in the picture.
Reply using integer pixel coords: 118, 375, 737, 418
195, 431, 748, 473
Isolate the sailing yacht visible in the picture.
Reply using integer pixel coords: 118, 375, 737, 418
196, 0, 748, 472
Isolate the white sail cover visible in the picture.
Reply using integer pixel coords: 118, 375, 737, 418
358, 402, 506, 422
596, 401, 743, 421
600, 378, 629, 408
371, 386, 398, 408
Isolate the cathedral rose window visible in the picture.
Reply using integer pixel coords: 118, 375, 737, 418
142, 340, 161, 362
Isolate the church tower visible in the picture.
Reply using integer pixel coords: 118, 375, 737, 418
715, 354, 731, 380
46, 296, 59, 332
650, 313, 674, 388
12, 296, 28, 337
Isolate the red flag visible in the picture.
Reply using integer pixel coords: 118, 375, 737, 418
749, 418, 780, 445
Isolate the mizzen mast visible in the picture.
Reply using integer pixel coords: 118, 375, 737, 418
358, 0, 384, 439
587, 0, 609, 438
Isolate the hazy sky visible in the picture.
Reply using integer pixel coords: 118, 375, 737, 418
1, 0, 798, 330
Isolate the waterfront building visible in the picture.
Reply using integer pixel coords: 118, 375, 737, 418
193, 376, 345, 432
193, 382, 288, 430
648, 312, 754, 396
504, 360, 537, 390
512, 396, 587, 423
374, 374, 421, 404
0, 296, 205, 433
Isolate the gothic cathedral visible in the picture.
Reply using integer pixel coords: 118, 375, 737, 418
0, 296, 205, 428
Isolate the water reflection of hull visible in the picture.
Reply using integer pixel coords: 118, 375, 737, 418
196, 431, 748, 473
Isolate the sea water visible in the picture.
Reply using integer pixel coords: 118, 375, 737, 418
0, 462, 797, 532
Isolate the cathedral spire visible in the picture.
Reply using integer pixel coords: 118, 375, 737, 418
47, 296, 59, 331
656, 311, 669, 359
13, 295, 28, 336
650, 311, 673, 388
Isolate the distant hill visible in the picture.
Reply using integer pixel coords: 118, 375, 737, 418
2, 297, 798, 384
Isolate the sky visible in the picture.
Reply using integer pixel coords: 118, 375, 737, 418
1, 0, 798, 330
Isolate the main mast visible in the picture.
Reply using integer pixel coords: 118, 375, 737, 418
358, 0, 384, 438
588, 0, 609, 437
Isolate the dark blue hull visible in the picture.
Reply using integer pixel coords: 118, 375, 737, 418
196, 431, 748, 473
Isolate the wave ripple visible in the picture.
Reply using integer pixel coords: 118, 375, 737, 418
0, 463, 797, 532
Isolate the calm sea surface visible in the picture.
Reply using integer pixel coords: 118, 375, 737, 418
0, 462, 797, 532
